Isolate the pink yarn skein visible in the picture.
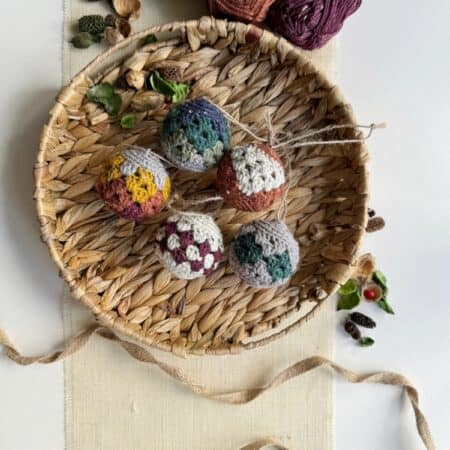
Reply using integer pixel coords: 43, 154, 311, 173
267, 0, 362, 50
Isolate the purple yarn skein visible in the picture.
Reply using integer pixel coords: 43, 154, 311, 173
267, 0, 362, 50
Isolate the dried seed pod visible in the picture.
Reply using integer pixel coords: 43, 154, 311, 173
131, 91, 165, 112
159, 66, 182, 83
105, 14, 117, 28
105, 26, 124, 46
112, 0, 141, 20
349, 312, 376, 329
362, 282, 383, 302
353, 253, 376, 280
344, 320, 361, 340
367, 217, 386, 233
117, 17, 132, 38
126, 70, 145, 90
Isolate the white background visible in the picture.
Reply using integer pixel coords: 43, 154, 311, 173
0, 1, 449, 449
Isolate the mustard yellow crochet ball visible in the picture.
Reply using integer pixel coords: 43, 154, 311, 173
96, 147, 171, 221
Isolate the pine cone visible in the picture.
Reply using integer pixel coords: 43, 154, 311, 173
350, 312, 376, 329
344, 320, 361, 340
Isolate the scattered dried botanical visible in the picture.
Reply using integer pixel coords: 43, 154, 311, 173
130, 91, 165, 112
105, 26, 124, 46
112, 0, 141, 20
344, 320, 361, 340
349, 312, 376, 329
126, 70, 146, 90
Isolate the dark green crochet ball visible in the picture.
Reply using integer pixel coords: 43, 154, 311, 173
161, 99, 231, 172
230, 220, 300, 288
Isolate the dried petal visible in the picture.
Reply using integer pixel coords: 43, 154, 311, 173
105, 26, 124, 46
353, 253, 376, 281
126, 70, 145, 90
112, 0, 141, 20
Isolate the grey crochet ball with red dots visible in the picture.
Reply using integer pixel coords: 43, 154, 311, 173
156, 212, 224, 280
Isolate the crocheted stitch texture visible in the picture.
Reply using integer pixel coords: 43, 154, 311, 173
229, 219, 300, 288
156, 213, 224, 280
96, 147, 171, 221
216, 142, 286, 212
161, 99, 231, 172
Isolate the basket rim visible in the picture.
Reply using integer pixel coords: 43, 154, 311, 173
35, 16, 369, 356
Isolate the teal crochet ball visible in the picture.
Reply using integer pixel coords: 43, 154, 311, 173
229, 220, 300, 288
161, 98, 231, 172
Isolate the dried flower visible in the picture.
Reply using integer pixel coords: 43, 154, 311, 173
344, 320, 361, 340
112, 0, 141, 20
349, 312, 376, 329
79, 15, 106, 35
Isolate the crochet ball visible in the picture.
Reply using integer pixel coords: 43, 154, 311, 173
267, 0, 362, 51
161, 98, 231, 172
216, 142, 286, 212
96, 147, 171, 221
208, 0, 278, 23
156, 213, 224, 280
230, 220, 300, 288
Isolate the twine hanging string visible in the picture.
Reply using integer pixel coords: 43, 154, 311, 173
204, 98, 385, 150
0, 325, 435, 450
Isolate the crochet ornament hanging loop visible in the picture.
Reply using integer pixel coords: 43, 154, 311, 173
203, 98, 385, 149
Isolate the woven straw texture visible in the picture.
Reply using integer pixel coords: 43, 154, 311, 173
36, 17, 368, 356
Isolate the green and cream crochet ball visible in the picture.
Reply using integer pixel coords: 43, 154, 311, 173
161, 98, 231, 172
229, 220, 300, 288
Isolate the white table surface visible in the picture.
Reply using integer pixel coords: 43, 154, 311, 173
0, 1, 449, 449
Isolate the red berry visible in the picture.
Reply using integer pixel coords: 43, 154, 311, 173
363, 289, 376, 300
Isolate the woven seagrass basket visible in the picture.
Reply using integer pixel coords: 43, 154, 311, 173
35, 17, 369, 356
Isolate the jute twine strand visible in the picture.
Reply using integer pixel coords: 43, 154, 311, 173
0, 325, 435, 450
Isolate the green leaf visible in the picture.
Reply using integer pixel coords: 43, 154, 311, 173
378, 298, 395, 314
147, 71, 190, 103
360, 337, 375, 347
338, 279, 358, 296
337, 291, 361, 311
103, 93, 122, 116
140, 34, 157, 46
86, 83, 115, 103
373, 270, 388, 290
120, 113, 137, 129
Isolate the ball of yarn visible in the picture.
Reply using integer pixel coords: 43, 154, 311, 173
208, 0, 278, 23
267, 0, 362, 50
96, 147, 171, 221
230, 220, 300, 288
161, 98, 231, 172
216, 142, 286, 212
156, 213, 224, 280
